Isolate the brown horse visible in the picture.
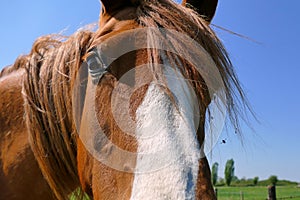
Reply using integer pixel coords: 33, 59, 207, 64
0, 0, 249, 199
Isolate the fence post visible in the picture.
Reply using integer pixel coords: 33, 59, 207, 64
215, 188, 218, 200
240, 191, 244, 200
268, 185, 276, 200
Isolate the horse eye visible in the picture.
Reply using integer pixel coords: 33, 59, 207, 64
87, 52, 108, 82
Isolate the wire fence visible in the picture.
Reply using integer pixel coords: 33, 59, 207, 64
215, 186, 300, 200
277, 196, 300, 200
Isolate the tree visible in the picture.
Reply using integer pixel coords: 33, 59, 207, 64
218, 178, 225, 186
224, 159, 235, 186
268, 175, 278, 186
232, 176, 239, 183
211, 162, 219, 186
253, 176, 259, 185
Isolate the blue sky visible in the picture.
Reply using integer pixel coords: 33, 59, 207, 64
0, 1, 299, 182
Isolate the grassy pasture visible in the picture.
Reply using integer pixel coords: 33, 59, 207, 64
216, 186, 300, 200
69, 185, 300, 199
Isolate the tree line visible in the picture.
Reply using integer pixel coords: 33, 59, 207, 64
211, 159, 279, 186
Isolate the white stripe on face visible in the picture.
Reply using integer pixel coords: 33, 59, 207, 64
130, 66, 201, 200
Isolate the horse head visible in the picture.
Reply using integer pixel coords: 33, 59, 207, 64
21, 1, 247, 199
74, 0, 226, 199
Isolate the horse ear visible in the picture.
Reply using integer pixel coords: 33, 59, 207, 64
100, 0, 137, 13
182, 0, 218, 23
100, 0, 120, 13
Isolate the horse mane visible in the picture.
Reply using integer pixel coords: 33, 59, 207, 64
0, 55, 29, 78
123, 0, 251, 135
22, 31, 94, 200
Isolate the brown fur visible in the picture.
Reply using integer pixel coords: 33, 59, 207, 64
0, 69, 55, 199
0, 0, 251, 199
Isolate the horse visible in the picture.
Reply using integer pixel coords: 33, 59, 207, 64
0, 0, 249, 199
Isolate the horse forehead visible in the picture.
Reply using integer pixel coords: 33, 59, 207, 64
99, 7, 138, 32
93, 20, 140, 50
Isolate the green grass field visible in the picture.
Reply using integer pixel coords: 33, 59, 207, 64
69, 186, 300, 200
216, 186, 300, 200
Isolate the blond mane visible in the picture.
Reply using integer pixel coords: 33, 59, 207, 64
130, 0, 250, 136
23, 31, 93, 199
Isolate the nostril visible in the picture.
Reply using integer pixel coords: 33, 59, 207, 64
186, 168, 195, 195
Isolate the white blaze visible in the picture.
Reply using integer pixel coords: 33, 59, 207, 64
130, 66, 201, 200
